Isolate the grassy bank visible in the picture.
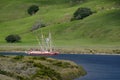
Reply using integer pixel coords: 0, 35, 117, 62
0, 55, 86, 80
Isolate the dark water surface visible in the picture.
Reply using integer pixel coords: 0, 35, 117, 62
0, 52, 120, 80
52, 54, 120, 80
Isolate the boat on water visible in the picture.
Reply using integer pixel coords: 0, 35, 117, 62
26, 31, 59, 55
26, 51, 59, 55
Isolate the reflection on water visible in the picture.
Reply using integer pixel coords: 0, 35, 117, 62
0, 52, 120, 80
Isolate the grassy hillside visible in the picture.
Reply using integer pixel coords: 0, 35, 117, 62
0, 0, 120, 51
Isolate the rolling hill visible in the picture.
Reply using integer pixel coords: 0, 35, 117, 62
0, 0, 120, 52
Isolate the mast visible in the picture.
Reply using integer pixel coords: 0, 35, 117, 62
32, 31, 41, 50
41, 30, 45, 51
36, 36, 42, 50
49, 31, 52, 52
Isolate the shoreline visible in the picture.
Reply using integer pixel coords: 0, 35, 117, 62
0, 50, 120, 56
0, 46, 120, 55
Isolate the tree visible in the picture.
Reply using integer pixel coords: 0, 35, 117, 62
27, 5, 39, 15
5, 34, 21, 43
71, 7, 93, 21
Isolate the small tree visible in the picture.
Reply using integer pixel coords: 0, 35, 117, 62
71, 7, 93, 21
27, 5, 39, 15
5, 34, 21, 43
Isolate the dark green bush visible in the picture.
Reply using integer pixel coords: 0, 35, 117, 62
13, 55, 24, 60
33, 63, 62, 80
53, 61, 72, 68
71, 7, 93, 21
32, 56, 47, 60
0, 69, 27, 80
5, 34, 21, 43
27, 5, 39, 15
26, 60, 34, 63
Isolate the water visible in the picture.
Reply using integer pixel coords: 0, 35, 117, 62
0, 52, 120, 80
51, 54, 120, 80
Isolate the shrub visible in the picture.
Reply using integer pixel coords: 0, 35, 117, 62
5, 34, 21, 43
13, 55, 24, 60
30, 22, 46, 31
32, 56, 47, 60
0, 69, 28, 80
70, 0, 85, 5
71, 7, 93, 21
33, 63, 62, 80
26, 60, 34, 63
27, 5, 39, 15
53, 61, 72, 68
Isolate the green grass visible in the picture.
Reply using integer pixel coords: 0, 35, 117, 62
0, 0, 120, 50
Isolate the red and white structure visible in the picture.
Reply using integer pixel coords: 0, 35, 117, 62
26, 31, 59, 55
